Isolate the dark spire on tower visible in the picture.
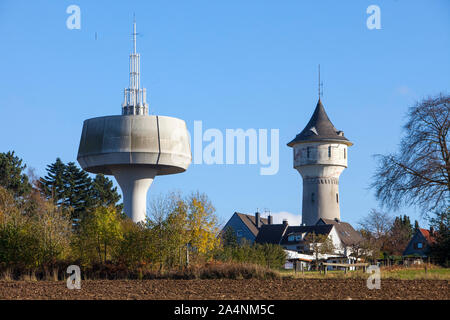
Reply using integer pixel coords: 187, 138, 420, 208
287, 99, 352, 146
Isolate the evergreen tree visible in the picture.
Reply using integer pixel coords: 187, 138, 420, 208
91, 174, 121, 209
0, 151, 31, 198
40, 158, 66, 205
385, 215, 413, 255
221, 226, 238, 248
64, 162, 93, 220
40, 158, 122, 222
429, 209, 450, 265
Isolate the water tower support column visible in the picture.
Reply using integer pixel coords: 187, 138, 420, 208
112, 167, 157, 223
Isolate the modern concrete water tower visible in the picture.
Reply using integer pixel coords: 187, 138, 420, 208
287, 98, 352, 226
77, 21, 191, 223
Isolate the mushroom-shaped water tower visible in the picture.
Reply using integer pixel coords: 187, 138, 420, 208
77, 21, 191, 223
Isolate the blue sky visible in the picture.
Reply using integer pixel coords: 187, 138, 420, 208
0, 0, 449, 228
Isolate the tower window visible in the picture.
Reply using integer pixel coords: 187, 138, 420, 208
328, 146, 332, 158
311, 192, 315, 203
307, 147, 311, 158
336, 193, 339, 203
344, 148, 346, 159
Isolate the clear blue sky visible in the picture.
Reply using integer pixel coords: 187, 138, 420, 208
0, 0, 449, 228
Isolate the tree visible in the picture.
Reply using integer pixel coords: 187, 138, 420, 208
147, 192, 180, 271
414, 220, 420, 231
221, 226, 238, 248
429, 208, 450, 265
40, 159, 122, 222
63, 162, 93, 220
75, 206, 123, 264
385, 215, 413, 256
0, 186, 19, 223
259, 243, 286, 269
29, 197, 72, 268
358, 209, 393, 259
371, 94, 449, 214
146, 191, 220, 270
304, 232, 335, 269
0, 151, 31, 198
186, 192, 220, 258
40, 158, 67, 206
0, 186, 71, 272
114, 219, 154, 268
91, 174, 122, 210
348, 236, 372, 263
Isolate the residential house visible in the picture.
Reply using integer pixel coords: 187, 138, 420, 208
220, 212, 271, 244
255, 218, 363, 269
403, 227, 436, 264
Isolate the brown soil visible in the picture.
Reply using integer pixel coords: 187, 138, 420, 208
0, 279, 448, 300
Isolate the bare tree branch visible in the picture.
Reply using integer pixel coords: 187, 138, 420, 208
371, 94, 450, 214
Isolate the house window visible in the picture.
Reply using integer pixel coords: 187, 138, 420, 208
288, 235, 295, 242
328, 146, 331, 158
236, 230, 243, 237
414, 242, 424, 249
311, 192, 315, 203
336, 193, 339, 203
307, 147, 311, 158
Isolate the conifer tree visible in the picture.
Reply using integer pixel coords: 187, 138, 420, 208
64, 162, 93, 220
40, 158, 66, 205
91, 174, 122, 209
0, 151, 31, 198
40, 159, 122, 222
221, 226, 238, 248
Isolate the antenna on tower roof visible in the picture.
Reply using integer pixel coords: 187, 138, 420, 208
122, 16, 148, 116
318, 64, 323, 99
133, 13, 137, 54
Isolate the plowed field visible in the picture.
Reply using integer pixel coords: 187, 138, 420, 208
0, 279, 448, 300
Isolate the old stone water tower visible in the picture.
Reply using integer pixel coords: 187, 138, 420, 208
287, 99, 352, 226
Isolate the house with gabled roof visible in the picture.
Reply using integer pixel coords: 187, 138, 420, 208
403, 227, 437, 262
254, 217, 363, 268
220, 211, 272, 244
316, 218, 363, 255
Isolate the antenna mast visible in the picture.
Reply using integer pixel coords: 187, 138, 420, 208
122, 16, 148, 115
318, 64, 323, 99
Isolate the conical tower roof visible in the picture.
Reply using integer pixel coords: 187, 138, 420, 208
287, 99, 352, 147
